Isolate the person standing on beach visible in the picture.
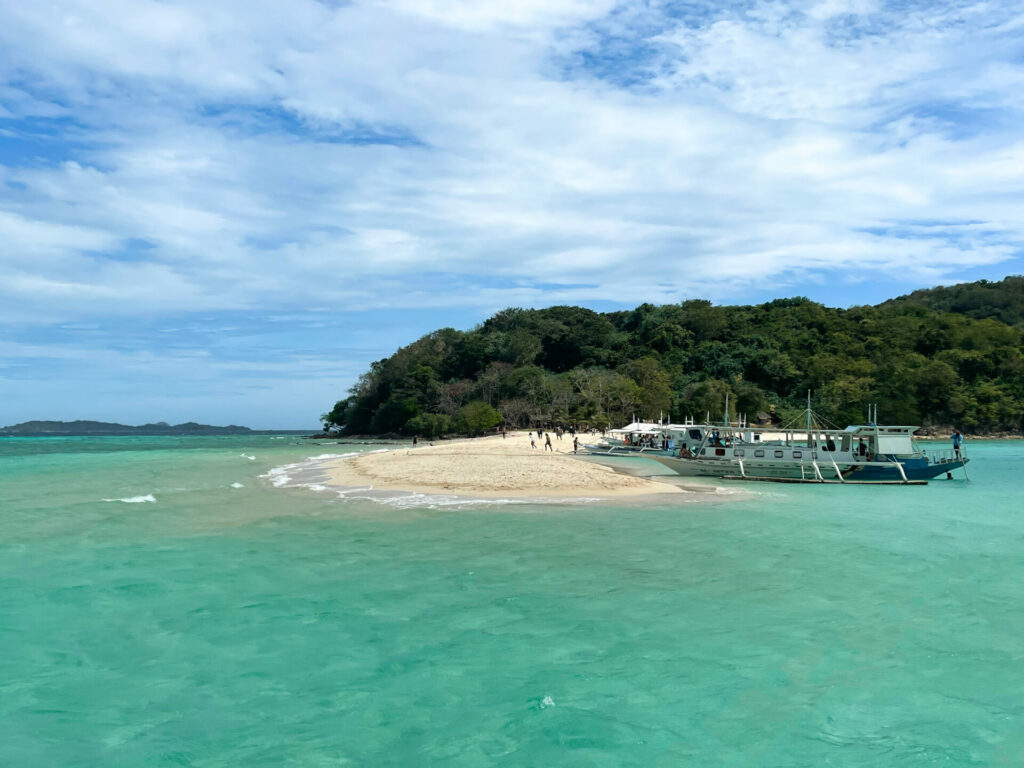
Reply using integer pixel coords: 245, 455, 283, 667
545, 434, 553, 451
529, 432, 536, 449
573, 436, 579, 454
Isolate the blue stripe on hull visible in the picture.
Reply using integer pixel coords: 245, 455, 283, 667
648, 455, 968, 482
847, 458, 968, 481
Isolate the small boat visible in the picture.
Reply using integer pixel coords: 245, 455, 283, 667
582, 421, 673, 456
643, 397, 970, 484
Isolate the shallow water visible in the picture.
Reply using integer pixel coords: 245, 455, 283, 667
1, 436, 1022, 766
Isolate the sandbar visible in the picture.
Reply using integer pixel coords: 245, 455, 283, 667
316, 431, 699, 499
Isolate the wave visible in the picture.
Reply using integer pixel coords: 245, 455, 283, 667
103, 494, 156, 504
261, 451, 373, 488
230, 482, 245, 489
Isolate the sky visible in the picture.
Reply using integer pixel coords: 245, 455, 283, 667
2, 0, 1023, 429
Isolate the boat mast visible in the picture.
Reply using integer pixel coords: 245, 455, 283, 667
724, 393, 730, 428
807, 390, 813, 448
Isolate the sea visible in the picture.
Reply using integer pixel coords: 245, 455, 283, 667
1, 435, 1022, 767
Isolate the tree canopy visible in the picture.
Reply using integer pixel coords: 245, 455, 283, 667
324, 277, 1024, 436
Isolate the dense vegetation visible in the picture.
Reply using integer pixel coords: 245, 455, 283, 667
883, 276, 1024, 327
324, 277, 1024, 436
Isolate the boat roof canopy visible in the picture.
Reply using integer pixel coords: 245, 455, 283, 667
609, 421, 662, 434
844, 425, 920, 435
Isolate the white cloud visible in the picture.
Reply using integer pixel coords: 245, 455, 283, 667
1, 0, 1023, 419
380, 0, 620, 32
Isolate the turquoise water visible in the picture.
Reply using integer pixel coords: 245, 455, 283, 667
2, 436, 1022, 766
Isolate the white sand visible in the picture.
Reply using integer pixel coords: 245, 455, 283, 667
317, 431, 691, 499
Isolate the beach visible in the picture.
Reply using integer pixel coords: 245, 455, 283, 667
316, 431, 694, 498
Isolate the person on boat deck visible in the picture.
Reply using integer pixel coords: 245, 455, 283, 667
825, 436, 836, 452
857, 438, 867, 457
679, 444, 692, 458
711, 429, 721, 446
951, 429, 963, 458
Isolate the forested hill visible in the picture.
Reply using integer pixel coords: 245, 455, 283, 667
882, 276, 1024, 327
324, 278, 1024, 437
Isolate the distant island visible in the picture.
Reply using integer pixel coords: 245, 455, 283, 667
1, 420, 263, 436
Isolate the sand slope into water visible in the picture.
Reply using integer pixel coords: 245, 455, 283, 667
318, 432, 689, 499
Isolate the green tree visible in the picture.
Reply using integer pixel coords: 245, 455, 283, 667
455, 401, 502, 436
370, 395, 420, 433
681, 379, 734, 423
404, 413, 451, 439
619, 357, 672, 419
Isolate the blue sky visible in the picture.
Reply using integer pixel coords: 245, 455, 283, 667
2, 0, 1023, 428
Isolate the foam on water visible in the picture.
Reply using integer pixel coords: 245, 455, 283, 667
102, 493, 157, 503
261, 450, 384, 491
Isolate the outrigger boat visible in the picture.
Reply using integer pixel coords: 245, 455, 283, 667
644, 396, 970, 485
583, 421, 671, 455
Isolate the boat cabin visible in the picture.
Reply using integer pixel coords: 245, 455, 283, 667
662, 423, 923, 461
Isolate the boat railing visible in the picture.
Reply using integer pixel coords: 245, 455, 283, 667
924, 448, 965, 464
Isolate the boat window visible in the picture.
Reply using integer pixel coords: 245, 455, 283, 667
792, 450, 802, 458
841, 435, 851, 452
734, 449, 745, 457
689, 429, 702, 440
774, 450, 784, 458
715, 448, 725, 456
877, 435, 913, 455
754, 449, 765, 458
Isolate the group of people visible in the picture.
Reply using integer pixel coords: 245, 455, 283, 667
623, 433, 659, 448
528, 431, 554, 451
529, 428, 581, 454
